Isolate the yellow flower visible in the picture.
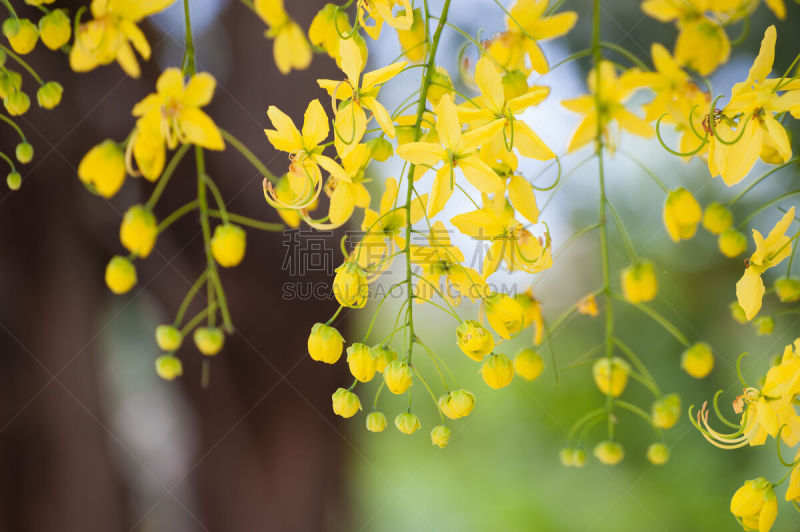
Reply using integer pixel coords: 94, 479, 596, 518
592, 357, 630, 397
430, 425, 451, 448
459, 56, 554, 163
307, 323, 344, 364
451, 195, 551, 278
514, 348, 544, 381
577, 294, 599, 317
411, 222, 487, 305
775, 278, 800, 303
264, 99, 346, 210
621, 260, 658, 303
383, 360, 413, 394
37, 81, 63, 109
641, 0, 730, 75
346, 342, 376, 382
394, 411, 421, 435
154, 354, 183, 381
754, 316, 775, 336
516, 289, 545, 344
709, 26, 795, 186
332, 388, 361, 418
193, 326, 224, 356
357, 0, 413, 40
736, 207, 796, 320
210, 224, 246, 267
4, 90, 29, 115
484, 292, 525, 339
155, 325, 182, 352
254, 0, 312, 74
681, 342, 713, 378
105, 255, 137, 294
438, 389, 475, 419
663, 187, 702, 242
396, 8, 427, 62
130, 68, 224, 181
78, 140, 126, 198
562, 61, 652, 153
318, 38, 406, 154
120, 204, 157, 258
70, 0, 173, 78
371, 345, 397, 373
702, 202, 733, 235
730, 478, 777, 532
324, 144, 371, 227
651, 394, 681, 429
397, 94, 505, 216
366, 411, 387, 432
480, 353, 514, 389
593, 440, 624, 465
456, 320, 495, 361
308, 4, 351, 60
719, 228, 747, 258
333, 262, 368, 308
3, 18, 38, 54
38, 9, 71, 50
484, 0, 577, 74
646, 443, 670, 465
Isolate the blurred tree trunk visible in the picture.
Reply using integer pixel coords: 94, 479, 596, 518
0, 2, 348, 531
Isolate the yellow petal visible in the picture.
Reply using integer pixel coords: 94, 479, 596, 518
474, 56, 505, 113
457, 155, 504, 194
329, 182, 356, 226
156, 67, 184, 98
362, 60, 407, 89
182, 72, 216, 107
508, 175, 539, 224
396, 141, 446, 166
427, 165, 454, 217
512, 121, 555, 160
459, 119, 505, 153
567, 114, 597, 153
451, 209, 504, 239
736, 268, 766, 321
435, 94, 461, 151
339, 37, 365, 88
265, 105, 303, 152
747, 25, 776, 85
179, 108, 224, 150
302, 99, 330, 149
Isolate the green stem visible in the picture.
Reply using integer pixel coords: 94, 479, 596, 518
146, 143, 190, 210
0, 113, 25, 140
203, 174, 228, 223
207, 210, 283, 231
220, 128, 279, 183
0, 44, 43, 85
157, 199, 198, 234
182, 0, 196, 75
174, 270, 209, 326
613, 294, 691, 347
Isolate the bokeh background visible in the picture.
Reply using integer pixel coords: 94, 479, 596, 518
0, 0, 799, 530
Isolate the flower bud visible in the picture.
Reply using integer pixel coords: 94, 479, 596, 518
15, 142, 32, 164
396, 8, 427, 62
702, 202, 733, 235
646, 442, 670, 465
78, 140, 126, 198
593, 440, 624, 465
484, 292, 525, 339
426, 67, 453, 105
155, 354, 183, 381
663, 187, 701, 242
718, 228, 747, 258
105, 255, 137, 294
394, 412, 421, 434
4, 90, 30, 115
651, 393, 681, 430
383, 360, 413, 394
155, 325, 183, 352
681, 342, 713, 379
366, 411, 387, 432
347, 342, 376, 382
193, 327, 224, 356
0, 70, 21, 98
480, 353, 514, 389
559, 448, 574, 466
571, 448, 587, 467
333, 262, 368, 308
38, 9, 71, 50
120, 205, 158, 258
307, 323, 344, 364
730, 477, 777, 532
754, 316, 774, 336
332, 388, 361, 418
308, 4, 349, 58
366, 137, 393, 162
592, 357, 630, 397
775, 278, 800, 303
371, 345, 397, 373
211, 223, 246, 267
36, 81, 62, 109
502, 70, 529, 100
430, 425, 451, 448
729, 301, 748, 324
514, 348, 544, 381
621, 260, 658, 303
6, 171, 20, 190
438, 389, 475, 419
3, 18, 38, 54
456, 320, 495, 361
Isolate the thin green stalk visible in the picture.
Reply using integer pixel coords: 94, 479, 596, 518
207, 210, 283, 231
157, 199, 198, 234
146, 143, 190, 210
220, 128, 279, 183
